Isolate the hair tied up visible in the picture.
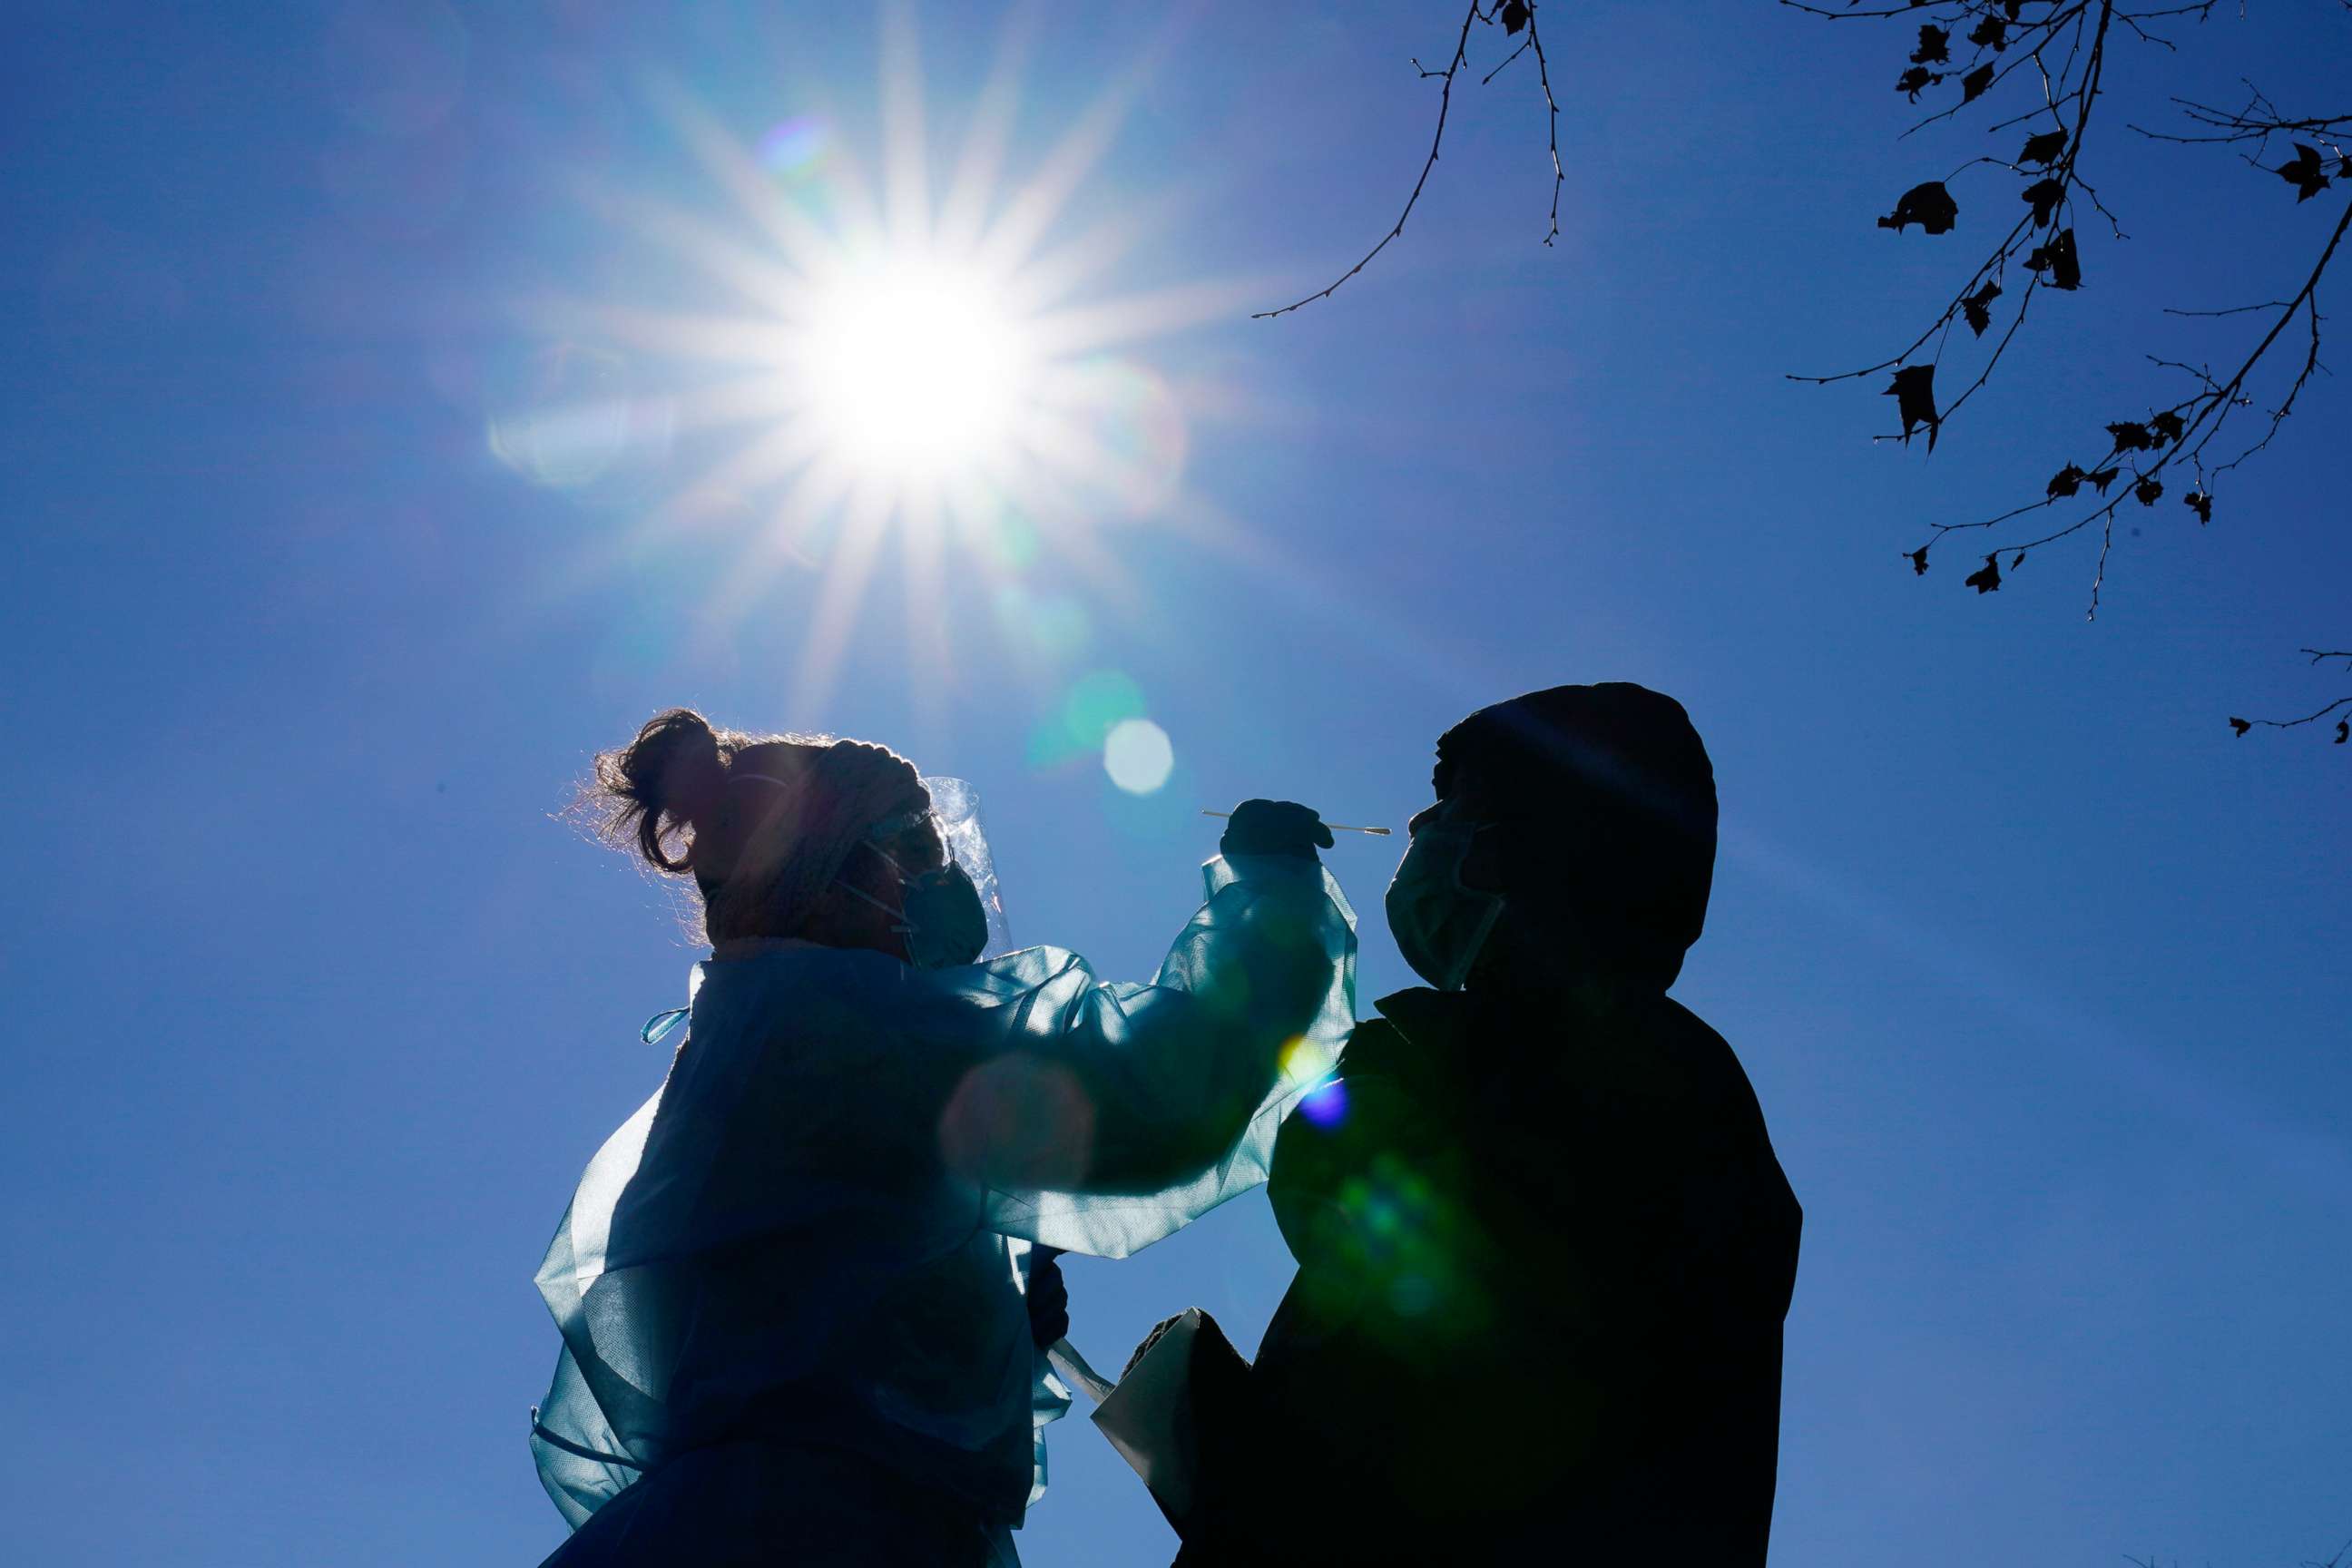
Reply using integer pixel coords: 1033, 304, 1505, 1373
583, 709, 926, 946
596, 707, 728, 873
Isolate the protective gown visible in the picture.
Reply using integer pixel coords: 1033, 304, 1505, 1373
528, 853, 1355, 1566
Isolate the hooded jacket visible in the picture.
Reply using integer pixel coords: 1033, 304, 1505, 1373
1176, 686, 1798, 1564
1174, 986, 1798, 1564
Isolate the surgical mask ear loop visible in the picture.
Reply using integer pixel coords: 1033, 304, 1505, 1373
839, 808, 987, 969
836, 877, 916, 936
836, 838, 920, 936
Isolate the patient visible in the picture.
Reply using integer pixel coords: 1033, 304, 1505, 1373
1163, 683, 1802, 1565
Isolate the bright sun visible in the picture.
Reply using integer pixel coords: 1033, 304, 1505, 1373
503, 15, 1260, 711
799, 258, 1035, 479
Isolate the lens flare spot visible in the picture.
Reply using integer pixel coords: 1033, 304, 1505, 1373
490, 399, 632, 487
938, 1054, 1094, 1190
1103, 718, 1174, 795
1049, 357, 1190, 517
1388, 1274, 1437, 1318
1297, 1078, 1349, 1127
1027, 670, 1146, 769
992, 584, 1089, 660
325, 0, 468, 137
486, 344, 672, 491
757, 115, 831, 177
985, 509, 1043, 571
1279, 1035, 1337, 1089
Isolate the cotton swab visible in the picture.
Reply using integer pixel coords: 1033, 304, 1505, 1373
1201, 809, 1391, 837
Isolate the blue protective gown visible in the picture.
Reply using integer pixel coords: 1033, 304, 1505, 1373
528, 854, 1355, 1566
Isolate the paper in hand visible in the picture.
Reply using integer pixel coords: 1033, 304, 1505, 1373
1081, 1308, 1251, 1528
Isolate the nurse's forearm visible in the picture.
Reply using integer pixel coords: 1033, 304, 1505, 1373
1068, 887, 1339, 1190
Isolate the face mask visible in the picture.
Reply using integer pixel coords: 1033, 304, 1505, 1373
1385, 813, 1504, 993
840, 841, 990, 970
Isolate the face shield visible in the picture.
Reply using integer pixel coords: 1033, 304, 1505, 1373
919, 776, 1012, 958
643, 772, 1015, 1042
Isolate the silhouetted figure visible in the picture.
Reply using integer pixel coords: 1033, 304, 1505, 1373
527, 710, 1354, 1566
1169, 684, 1800, 1566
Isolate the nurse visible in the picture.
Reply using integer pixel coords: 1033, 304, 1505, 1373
528, 708, 1355, 1566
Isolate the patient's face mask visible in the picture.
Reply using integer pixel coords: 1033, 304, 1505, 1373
1385, 804, 1504, 993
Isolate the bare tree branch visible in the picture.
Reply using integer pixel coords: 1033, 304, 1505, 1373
1527, 5, 1563, 248
1780, 1, 2347, 743
1265, 4, 2348, 746
2230, 695, 2352, 732
1253, 3, 1485, 319
2130, 1535, 2352, 1568
1915, 193, 2347, 604
1256, 1, 1562, 319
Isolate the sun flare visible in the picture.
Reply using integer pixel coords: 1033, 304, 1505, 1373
502, 12, 1265, 713
798, 256, 1035, 479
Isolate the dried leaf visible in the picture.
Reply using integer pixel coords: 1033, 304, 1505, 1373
2183, 489, 2212, 524
2229, 716, 2251, 736
1886, 364, 1940, 449
2019, 128, 2067, 167
2133, 475, 2163, 506
1909, 545, 1931, 575
1967, 15, 2008, 50
2047, 463, 2087, 498
2085, 466, 2121, 495
2277, 143, 2332, 202
1896, 65, 1944, 102
1962, 63, 1995, 103
2024, 227, 2080, 289
1964, 279, 2003, 335
2151, 410, 2184, 446
1911, 24, 1951, 65
1965, 554, 2002, 593
2105, 420, 2154, 452
2021, 177, 2065, 228
1499, 0, 1530, 35
1880, 181, 1960, 235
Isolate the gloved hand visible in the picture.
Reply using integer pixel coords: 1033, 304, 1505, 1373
1027, 1247, 1070, 1349
1218, 799, 1334, 862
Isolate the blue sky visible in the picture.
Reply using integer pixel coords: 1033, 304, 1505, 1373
3, 3, 2346, 1564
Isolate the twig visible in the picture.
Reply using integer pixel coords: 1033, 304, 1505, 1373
1528, 5, 1564, 247
1786, 0, 2347, 640
1253, 3, 1487, 320
1255, 1, 1563, 318
2233, 694, 2352, 731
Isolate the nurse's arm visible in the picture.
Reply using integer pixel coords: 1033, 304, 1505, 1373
942, 855, 1355, 1197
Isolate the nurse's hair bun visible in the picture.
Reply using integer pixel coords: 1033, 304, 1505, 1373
586, 707, 930, 943
593, 707, 734, 873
